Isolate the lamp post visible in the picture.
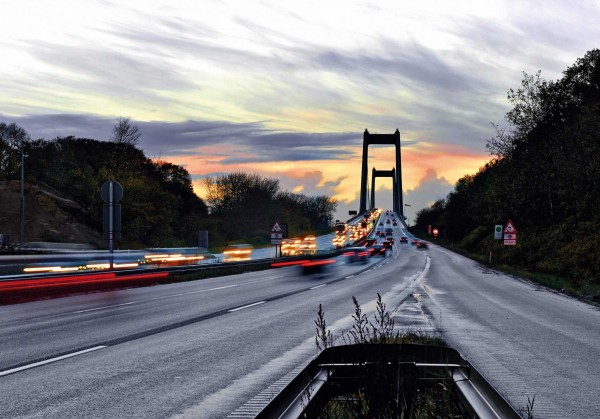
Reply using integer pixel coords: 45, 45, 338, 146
19, 138, 25, 247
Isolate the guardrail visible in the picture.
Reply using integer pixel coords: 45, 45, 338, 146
255, 344, 521, 419
0, 250, 344, 304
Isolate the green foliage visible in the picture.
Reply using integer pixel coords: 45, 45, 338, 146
313, 297, 454, 418
415, 49, 600, 289
0, 132, 208, 248
1, 124, 337, 250
0, 122, 30, 180
202, 172, 337, 247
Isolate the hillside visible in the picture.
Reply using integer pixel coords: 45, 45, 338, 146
413, 49, 600, 291
0, 180, 104, 248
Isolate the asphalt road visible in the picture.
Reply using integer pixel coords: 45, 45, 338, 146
1, 221, 599, 418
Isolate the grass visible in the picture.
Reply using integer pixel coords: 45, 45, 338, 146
313, 295, 464, 418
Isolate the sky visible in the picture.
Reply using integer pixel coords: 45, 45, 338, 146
1, 0, 599, 223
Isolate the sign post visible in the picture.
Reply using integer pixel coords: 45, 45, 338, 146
503, 220, 517, 246
271, 220, 284, 257
101, 181, 123, 268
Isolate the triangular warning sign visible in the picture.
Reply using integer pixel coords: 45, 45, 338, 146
503, 219, 517, 234
271, 221, 283, 232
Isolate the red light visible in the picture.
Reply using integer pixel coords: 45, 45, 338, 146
300, 259, 336, 267
271, 260, 310, 267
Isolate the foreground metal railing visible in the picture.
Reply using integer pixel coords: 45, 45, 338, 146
255, 344, 520, 419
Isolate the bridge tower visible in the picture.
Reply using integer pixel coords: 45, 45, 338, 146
359, 129, 403, 216
370, 168, 397, 211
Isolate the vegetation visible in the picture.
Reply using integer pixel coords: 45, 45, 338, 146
202, 172, 337, 247
0, 118, 337, 250
414, 49, 600, 291
313, 296, 459, 418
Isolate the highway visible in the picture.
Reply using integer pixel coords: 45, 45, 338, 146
1, 218, 599, 418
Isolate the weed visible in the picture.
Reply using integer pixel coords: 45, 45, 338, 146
315, 304, 334, 352
312, 296, 459, 418
519, 394, 536, 419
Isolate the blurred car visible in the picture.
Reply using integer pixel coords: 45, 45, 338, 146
411, 239, 418, 245
223, 244, 253, 261
400, 236, 408, 243
382, 240, 392, 249
392, 221, 398, 226
364, 238, 376, 247
386, 219, 391, 224
388, 237, 395, 245
416, 241, 429, 249
343, 247, 370, 263
299, 258, 336, 275
370, 244, 386, 256
385, 228, 393, 236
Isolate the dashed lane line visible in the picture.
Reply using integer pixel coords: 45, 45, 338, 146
0, 346, 107, 377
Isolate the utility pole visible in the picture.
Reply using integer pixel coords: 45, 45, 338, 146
20, 138, 25, 247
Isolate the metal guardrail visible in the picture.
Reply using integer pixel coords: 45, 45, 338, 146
255, 344, 521, 419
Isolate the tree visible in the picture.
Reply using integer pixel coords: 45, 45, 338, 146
110, 117, 141, 146
0, 122, 30, 180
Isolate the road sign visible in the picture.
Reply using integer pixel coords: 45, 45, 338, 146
101, 181, 124, 260
503, 220, 517, 245
503, 220, 517, 234
100, 181, 123, 203
271, 220, 283, 233
271, 232, 283, 244
494, 225, 503, 239
103, 204, 121, 241
271, 220, 284, 245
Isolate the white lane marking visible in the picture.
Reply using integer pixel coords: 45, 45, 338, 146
0, 346, 107, 377
60, 275, 281, 317
73, 302, 136, 313
228, 301, 266, 312
345, 275, 354, 279
309, 284, 327, 290
207, 284, 239, 291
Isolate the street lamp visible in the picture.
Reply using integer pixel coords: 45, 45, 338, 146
20, 138, 25, 247
404, 204, 411, 224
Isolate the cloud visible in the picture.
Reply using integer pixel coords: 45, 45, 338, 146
404, 169, 453, 224
1, 113, 360, 161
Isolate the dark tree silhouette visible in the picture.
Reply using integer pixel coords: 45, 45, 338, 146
110, 117, 141, 146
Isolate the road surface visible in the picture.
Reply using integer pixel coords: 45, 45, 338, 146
1, 222, 598, 418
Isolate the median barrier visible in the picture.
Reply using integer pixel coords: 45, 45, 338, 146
255, 344, 521, 418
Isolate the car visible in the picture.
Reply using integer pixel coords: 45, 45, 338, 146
386, 219, 391, 224
400, 236, 408, 243
416, 241, 429, 249
392, 221, 397, 226
385, 228, 393, 236
370, 244, 386, 256
382, 240, 392, 249
364, 238, 377, 247
343, 247, 370, 263
411, 239, 418, 245
388, 237, 395, 245
223, 244, 253, 262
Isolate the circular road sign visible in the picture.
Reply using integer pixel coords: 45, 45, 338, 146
100, 181, 123, 203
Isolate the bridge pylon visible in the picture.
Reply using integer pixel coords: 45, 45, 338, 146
359, 129, 403, 216
370, 168, 397, 211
